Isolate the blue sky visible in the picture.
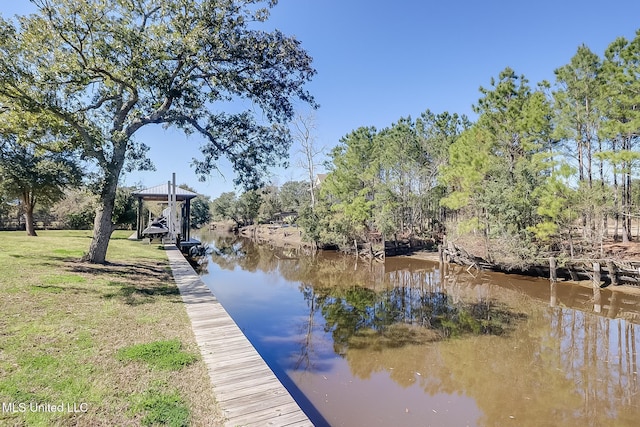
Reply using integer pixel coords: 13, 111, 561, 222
3, 0, 640, 198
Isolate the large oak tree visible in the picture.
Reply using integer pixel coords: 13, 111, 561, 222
0, 0, 315, 262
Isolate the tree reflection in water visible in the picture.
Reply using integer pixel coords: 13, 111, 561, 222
314, 286, 525, 356
198, 232, 640, 427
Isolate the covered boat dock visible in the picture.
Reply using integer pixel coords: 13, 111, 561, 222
132, 182, 201, 252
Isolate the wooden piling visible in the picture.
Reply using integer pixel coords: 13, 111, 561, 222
549, 257, 557, 282
438, 244, 444, 264
592, 262, 601, 288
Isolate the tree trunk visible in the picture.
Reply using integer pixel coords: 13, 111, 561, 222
86, 191, 117, 263
24, 204, 37, 237
599, 139, 607, 237
614, 163, 620, 241
568, 229, 575, 259
625, 164, 632, 242
622, 215, 630, 243
622, 161, 630, 243
577, 131, 584, 182
85, 141, 126, 264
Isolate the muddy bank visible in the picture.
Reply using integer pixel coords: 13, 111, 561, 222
438, 241, 640, 295
238, 224, 314, 249
210, 222, 640, 290
207, 224, 640, 295
208, 220, 238, 233
397, 245, 640, 295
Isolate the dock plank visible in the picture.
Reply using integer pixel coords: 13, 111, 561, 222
218, 385, 293, 405
165, 245, 313, 427
229, 404, 312, 427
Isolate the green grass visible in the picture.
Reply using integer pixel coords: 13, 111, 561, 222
134, 387, 190, 427
0, 230, 221, 426
117, 340, 198, 371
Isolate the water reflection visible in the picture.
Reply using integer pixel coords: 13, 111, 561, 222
198, 232, 640, 427
314, 285, 525, 356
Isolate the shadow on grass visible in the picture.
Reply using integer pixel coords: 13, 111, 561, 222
68, 261, 169, 278
103, 281, 180, 306
29, 284, 95, 295
41, 256, 169, 277
39, 255, 86, 264
33, 255, 181, 306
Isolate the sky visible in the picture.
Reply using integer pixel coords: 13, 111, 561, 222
3, 0, 640, 199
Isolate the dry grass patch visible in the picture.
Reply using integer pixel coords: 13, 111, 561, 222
0, 230, 222, 426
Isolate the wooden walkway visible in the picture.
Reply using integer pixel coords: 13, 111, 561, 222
165, 245, 314, 427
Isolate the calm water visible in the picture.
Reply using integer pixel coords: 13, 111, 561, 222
195, 231, 640, 427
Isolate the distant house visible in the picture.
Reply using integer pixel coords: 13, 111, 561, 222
272, 211, 298, 224
314, 173, 327, 188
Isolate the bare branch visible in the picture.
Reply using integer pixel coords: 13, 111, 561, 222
292, 111, 324, 207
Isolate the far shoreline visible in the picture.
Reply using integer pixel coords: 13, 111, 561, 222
206, 222, 640, 296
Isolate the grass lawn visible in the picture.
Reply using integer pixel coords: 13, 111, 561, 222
0, 230, 222, 426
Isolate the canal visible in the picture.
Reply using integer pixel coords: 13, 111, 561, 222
195, 231, 640, 427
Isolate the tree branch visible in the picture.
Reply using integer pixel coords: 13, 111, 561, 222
78, 93, 121, 113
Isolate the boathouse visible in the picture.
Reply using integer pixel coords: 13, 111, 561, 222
132, 182, 200, 252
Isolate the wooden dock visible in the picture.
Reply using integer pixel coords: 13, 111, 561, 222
164, 245, 314, 427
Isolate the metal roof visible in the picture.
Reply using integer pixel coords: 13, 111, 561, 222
132, 184, 199, 201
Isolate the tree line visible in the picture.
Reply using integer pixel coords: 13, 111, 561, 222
321, 31, 640, 265
0, 182, 213, 234
214, 31, 640, 267
210, 181, 310, 227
